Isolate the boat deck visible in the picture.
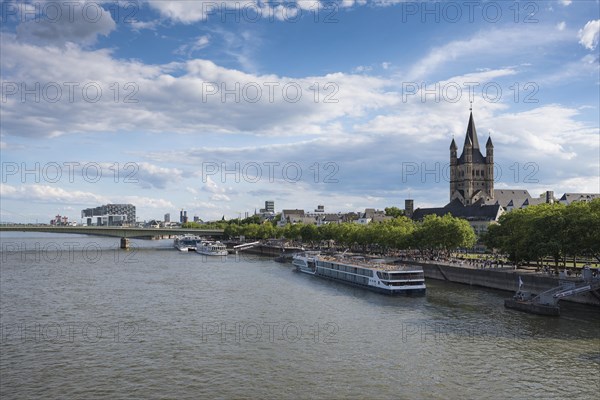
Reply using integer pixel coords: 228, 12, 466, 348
319, 255, 422, 272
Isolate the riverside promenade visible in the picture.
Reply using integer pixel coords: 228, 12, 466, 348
225, 240, 600, 306
403, 258, 600, 306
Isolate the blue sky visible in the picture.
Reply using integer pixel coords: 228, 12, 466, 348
1, 0, 599, 223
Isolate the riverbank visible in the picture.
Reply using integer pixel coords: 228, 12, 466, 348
230, 243, 600, 307
404, 260, 600, 306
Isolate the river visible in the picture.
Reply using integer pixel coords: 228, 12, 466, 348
1, 233, 598, 399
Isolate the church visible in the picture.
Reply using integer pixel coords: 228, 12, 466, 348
449, 110, 494, 206
410, 110, 599, 235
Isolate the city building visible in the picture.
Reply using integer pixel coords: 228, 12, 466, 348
265, 200, 274, 213
50, 214, 69, 226
279, 209, 305, 226
164, 213, 170, 223
356, 209, 391, 224
81, 204, 136, 226
179, 210, 188, 224
557, 193, 600, 205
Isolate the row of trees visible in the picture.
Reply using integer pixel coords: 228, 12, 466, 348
482, 199, 600, 266
218, 214, 476, 254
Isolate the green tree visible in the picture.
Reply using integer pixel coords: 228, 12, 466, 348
384, 206, 404, 218
413, 214, 476, 255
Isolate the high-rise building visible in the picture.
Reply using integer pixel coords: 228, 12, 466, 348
164, 213, 170, 223
81, 204, 136, 226
265, 200, 274, 213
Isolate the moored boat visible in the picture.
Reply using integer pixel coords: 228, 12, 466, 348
503, 290, 560, 316
292, 251, 426, 295
173, 235, 200, 252
196, 240, 228, 256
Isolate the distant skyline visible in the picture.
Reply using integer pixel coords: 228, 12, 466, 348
1, 0, 599, 223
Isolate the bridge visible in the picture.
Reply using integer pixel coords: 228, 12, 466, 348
0, 225, 224, 249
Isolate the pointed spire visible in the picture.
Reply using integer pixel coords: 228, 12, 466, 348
464, 134, 473, 148
486, 132, 493, 148
450, 137, 457, 150
463, 111, 480, 149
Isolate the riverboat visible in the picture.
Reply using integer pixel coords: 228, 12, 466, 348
196, 240, 228, 256
173, 235, 201, 252
293, 251, 426, 295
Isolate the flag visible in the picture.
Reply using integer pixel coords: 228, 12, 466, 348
518, 276, 523, 289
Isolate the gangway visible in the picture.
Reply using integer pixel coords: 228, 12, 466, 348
505, 267, 600, 316
232, 241, 261, 252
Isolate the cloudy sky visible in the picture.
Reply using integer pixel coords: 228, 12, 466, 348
1, 0, 599, 223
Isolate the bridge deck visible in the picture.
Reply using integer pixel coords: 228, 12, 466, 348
0, 226, 224, 238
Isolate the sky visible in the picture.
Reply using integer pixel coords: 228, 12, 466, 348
0, 0, 599, 223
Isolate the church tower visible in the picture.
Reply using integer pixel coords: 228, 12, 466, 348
449, 110, 494, 205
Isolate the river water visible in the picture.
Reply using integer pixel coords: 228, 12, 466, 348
1, 233, 599, 399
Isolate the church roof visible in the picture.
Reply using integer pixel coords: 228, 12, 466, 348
486, 135, 493, 148
458, 111, 486, 164
464, 112, 480, 149
412, 199, 502, 222
486, 189, 532, 208
450, 138, 457, 150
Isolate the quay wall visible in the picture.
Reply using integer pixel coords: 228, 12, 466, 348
235, 245, 303, 258
408, 261, 600, 306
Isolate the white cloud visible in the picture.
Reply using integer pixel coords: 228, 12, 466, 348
201, 176, 234, 202
175, 35, 211, 57
352, 65, 372, 73
121, 196, 175, 209
0, 183, 109, 204
202, 176, 224, 194
15, 1, 116, 46
0, 35, 397, 139
578, 20, 600, 50
340, 0, 367, 8
146, 0, 220, 24
406, 26, 570, 81
559, 0, 572, 6
135, 162, 185, 189
210, 194, 231, 202
535, 54, 599, 86
145, 0, 303, 24
556, 21, 566, 31
129, 19, 160, 32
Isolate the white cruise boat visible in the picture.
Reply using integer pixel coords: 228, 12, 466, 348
292, 251, 320, 275
196, 240, 228, 256
292, 252, 426, 295
173, 235, 201, 252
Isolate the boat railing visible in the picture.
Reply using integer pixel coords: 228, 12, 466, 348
319, 255, 423, 272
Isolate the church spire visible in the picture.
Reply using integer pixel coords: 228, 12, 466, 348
463, 110, 480, 149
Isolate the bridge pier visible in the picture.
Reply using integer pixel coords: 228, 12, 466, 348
120, 238, 130, 249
